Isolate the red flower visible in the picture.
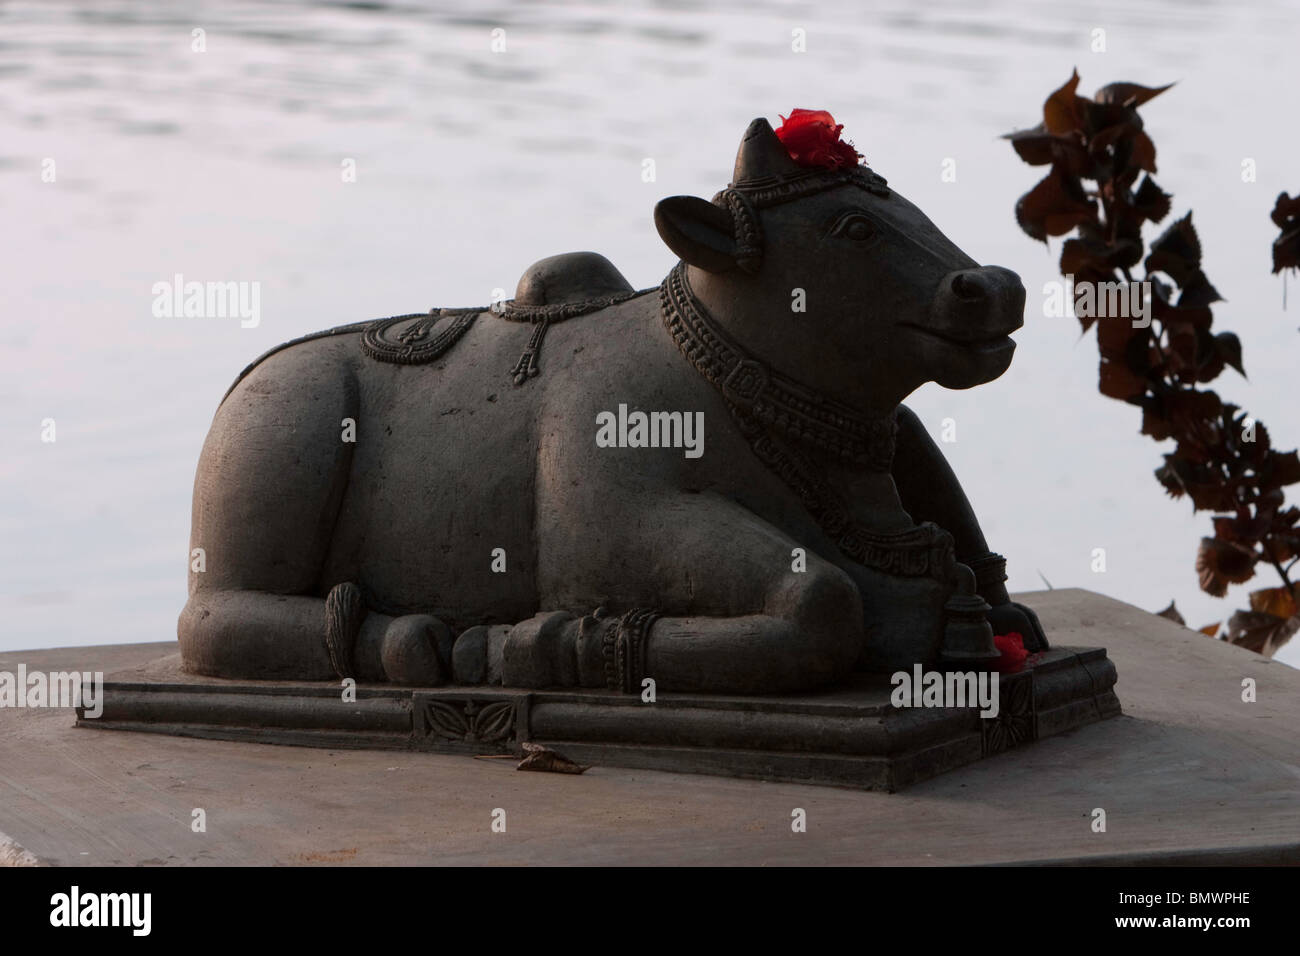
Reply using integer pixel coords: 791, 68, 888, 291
993, 632, 1029, 673
774, 109, 863, 170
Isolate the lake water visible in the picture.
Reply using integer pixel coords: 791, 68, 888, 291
3, 0, 1299, 667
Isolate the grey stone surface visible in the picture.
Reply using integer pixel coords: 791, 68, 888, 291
177, 117, 1045, 695
0, 590, 1294, 866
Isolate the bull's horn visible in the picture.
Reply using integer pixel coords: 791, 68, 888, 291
731, 117, 801, 185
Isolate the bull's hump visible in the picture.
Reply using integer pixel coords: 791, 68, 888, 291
514, 252, 633, 306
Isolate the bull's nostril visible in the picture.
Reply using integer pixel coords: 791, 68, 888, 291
951, 273, 984, 302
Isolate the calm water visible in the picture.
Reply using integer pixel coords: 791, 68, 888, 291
3, 0, 1299, 667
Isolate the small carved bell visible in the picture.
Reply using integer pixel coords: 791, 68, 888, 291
938, 564, 1000, 670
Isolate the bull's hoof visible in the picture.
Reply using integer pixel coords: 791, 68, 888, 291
501, 611, 578, 688
450, 624, 510, 685
381, 614, 451, 685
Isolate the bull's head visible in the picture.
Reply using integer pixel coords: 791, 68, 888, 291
654, 118, 1025, 418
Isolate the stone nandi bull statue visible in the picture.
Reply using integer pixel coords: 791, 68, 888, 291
179, 112, 1046, 695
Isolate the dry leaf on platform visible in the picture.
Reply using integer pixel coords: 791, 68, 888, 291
516, 741, 589, 775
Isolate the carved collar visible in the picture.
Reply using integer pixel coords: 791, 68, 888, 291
659, 261, 897, 471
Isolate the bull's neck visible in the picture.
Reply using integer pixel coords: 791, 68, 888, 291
817, 453, 915, 532
661, 262, 915, 534
681, 266, 907, 418
660, 262, 901, 472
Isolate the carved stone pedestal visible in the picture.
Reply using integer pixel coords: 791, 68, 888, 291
77, 646, 1118, 791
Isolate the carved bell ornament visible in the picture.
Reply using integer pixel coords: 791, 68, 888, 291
938, 564, 1001, 670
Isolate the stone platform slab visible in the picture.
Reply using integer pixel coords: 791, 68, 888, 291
1, 589, 1296, 866
75, 646, 1119, 792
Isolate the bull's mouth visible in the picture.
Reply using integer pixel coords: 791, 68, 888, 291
899, 322, 1019, 353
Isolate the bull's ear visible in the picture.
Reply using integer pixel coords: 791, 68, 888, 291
654, 196, 739, 274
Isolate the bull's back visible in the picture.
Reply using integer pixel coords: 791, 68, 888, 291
206, 293, 723, 628
317, 311, 542, 628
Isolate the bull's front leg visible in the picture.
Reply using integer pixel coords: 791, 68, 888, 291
890, 403, 1048, 651
498, 490, 864, 694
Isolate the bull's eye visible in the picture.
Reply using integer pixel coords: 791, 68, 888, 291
830, 213, 877, 243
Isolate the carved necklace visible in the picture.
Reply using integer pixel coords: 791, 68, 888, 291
360, 308, 480, 365
660, 261, 897, 469
491, 292, 648, 384
660, 261, 953, 578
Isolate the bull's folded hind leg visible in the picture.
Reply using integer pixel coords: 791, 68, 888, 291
180, 589, 339, 680
180, 587, 450, 684
178, 343, 450, 684
508, 491, 864, 694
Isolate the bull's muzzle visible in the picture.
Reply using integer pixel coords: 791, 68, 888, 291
928, 266, 1026, 343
